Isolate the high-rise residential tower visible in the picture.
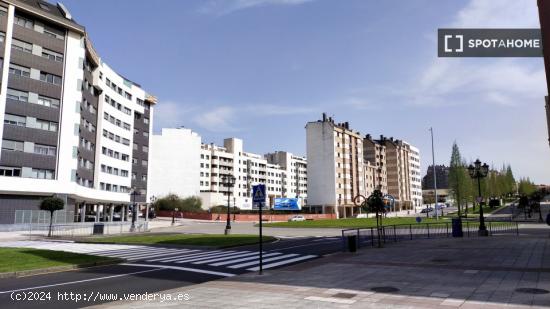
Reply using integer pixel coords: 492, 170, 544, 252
0, 0, 156, 224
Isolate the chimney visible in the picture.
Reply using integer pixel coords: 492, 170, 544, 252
345, 122, 349, 129
322, 113, 327, 122
366, 134, 371, 140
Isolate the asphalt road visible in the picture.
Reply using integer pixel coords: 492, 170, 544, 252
0, 236, 343, 309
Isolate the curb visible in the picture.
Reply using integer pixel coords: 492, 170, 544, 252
0, 258, 124, 279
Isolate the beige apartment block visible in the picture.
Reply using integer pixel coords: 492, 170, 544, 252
306, 113, 365, 218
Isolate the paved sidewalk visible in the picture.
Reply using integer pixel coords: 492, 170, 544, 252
90, 230, 550, 309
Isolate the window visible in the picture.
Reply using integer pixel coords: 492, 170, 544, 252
35, 119, 57, 132
4, 114, 25, 126
136, 98, 144, 106
121, 170, 128, 177
1, 140, 23, 152
9, 64, 30, 77
142, 146, 148, 153
0, 6, 7, 17
31, 168, 54, 179
7, 88, 28, 102
143, 118, 149, 124
99, 72, 103, 80
0, 166, 21, 177
133, 143, 138, 150
43, 25, 64, 40
124, 107, 131, 115
123, 123, 131, 131
142, 175, 147, 182
143, 132, 149, 137
42, 48, 63, 62
132, 158, 137, 164
132, 173, 136, 180
14, 15, 33, 29
34, 144, 56, 156
12, 38, 32, 53
37, 95, 59, 108
124, 92, 132, 100
40, 72, 62, 85
142, 160, 148, 167
0, 32, 5, 42
121, 154, 129, 161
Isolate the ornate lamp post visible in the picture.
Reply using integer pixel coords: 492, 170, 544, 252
222, 174, 236, 235
172, 207, 179, 225
468, 159, 489, 236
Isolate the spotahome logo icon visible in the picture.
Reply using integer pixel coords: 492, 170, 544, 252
438, 29, 542, 57
444, 34, 463, 53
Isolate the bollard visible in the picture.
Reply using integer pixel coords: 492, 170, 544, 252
347, 235, 357, 252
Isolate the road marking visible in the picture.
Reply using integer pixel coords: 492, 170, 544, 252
192, 251, 258, 265
121, 263, 236, 277
0, 269, 161, 294
247, 255, 317, 271
149, 250, 224, 263
229, 254, 299, 269
106, 249, 194, 260
209, 252, 283, 266
173, 251, 238, 264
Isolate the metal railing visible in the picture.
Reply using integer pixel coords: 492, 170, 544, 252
18, 221, 149, 239
341, 221, 519, 251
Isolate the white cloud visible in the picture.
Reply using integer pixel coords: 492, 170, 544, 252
188, 103, 314, 132
194, 106, 237, 132
411, 0, 545, 107
152, 101, 197, 132
199, 0, 315, 15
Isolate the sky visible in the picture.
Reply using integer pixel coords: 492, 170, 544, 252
60, 0, 549, 184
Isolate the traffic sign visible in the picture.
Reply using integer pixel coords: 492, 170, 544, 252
476, 196, 483, 203
252, 184, 266, 210
253, 184, 266, 203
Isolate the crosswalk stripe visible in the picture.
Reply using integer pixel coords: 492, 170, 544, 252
174, 251, 240, 264
246, 255, 317, 271
147, 250, 222, 263
191, 251, 257, 265
97, 247, 173, 255
209, 252, 283, 266
113, 250, 196, 260
228, 254, 299, 269
101, 249, 188, 258
120, 263, 236, 277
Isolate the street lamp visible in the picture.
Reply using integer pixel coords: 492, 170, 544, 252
468, 159, 489, 236
172, 207, 179, 225
222, 174, 236, 235
129, 188, 139, 232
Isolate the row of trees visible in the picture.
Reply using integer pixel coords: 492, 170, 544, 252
448, 142, 535, 216
152, 194, 204, 213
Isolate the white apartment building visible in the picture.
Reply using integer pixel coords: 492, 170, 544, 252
149, 128, 201, 199
199, 138, 291, 210
409, 145, 423, 207
0, 1, 155, 224
265, 151, 308, 206
149, 132, 307, 210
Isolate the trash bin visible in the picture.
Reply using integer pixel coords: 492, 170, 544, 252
451, 218, 463, 237
93, 223, 104, 235
347, 235, 357, 252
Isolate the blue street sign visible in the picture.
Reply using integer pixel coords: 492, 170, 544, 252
252, 184, 266, 210
253, 184, 266, 203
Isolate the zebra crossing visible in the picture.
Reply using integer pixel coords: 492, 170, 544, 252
0, 241, 317, 276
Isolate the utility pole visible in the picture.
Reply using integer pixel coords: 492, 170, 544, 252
430, 128, 439, 220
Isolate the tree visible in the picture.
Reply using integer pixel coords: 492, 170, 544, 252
153, 194, 204, 213
448, 142, 468, 217
518, 177, 536, 196
40, 197, 64, 237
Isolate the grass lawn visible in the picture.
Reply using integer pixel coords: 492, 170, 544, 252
0, 248, 116, 273
262, 216, 451, 229
82, 234, 275, 248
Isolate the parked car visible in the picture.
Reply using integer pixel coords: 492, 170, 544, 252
420, 207, 434, 213
288, 215, 306, 222
355, 213, 368, 218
